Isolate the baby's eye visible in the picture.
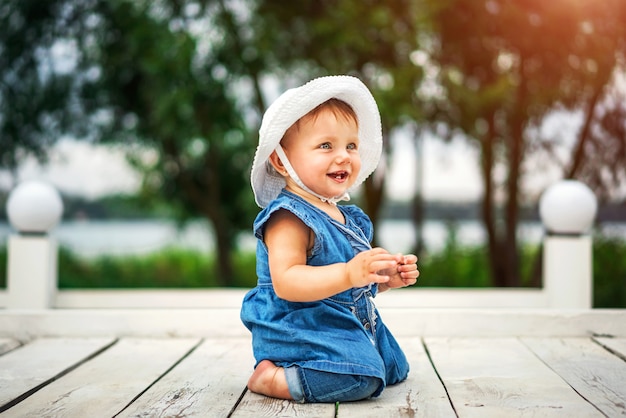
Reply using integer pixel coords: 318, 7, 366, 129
347, 143, 358, 150
319, 143, 332, 150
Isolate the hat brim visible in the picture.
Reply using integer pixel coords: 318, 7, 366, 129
250, 75, 383, 208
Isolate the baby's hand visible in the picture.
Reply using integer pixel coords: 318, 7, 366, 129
346, 248, 400, 288
379, 254, 419, 291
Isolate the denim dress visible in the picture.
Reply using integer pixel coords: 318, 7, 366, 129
240, 190, 410, 397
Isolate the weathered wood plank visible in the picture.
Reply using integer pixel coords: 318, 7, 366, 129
0, 309, 249, 339
3, 309, 626, 339
338, 337, 455, 417
594, 337, 626, 361
230, 349, 335, 418
117, 337, 253, 418
424, 337, 603, 417
522, 337, 626, 417
372, 309, 626, 338
231, 392, 335, 418
2, 338, 200, 418
0, 338, 20, 355
0, 337, 115, 412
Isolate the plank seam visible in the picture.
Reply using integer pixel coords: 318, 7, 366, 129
421, 338, 458, 417
113, 338, 205, 417
226, 386, 250, 417
0, 338, 119, 413
592, 336, 626, 363
0, 339, 23, 357
519, 337, 608, 417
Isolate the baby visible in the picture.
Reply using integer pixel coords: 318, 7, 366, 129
240, 75, 419, 403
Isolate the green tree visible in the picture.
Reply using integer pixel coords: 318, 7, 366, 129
1, 0, 261, 285
5, 0, 625, 290
419, 0, 626, 286
76, 0, 431, 281
78, 1, 258, 285
0, 0, 87, 180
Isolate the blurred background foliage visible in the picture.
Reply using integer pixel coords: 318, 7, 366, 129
1, 0, 625, 291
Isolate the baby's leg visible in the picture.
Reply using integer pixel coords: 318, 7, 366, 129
247, 360, 292, 400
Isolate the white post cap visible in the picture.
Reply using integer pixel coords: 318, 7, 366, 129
6, 180, 64, 233
539, 180, 597, 234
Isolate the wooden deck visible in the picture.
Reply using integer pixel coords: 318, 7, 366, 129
1, 291, 625, 417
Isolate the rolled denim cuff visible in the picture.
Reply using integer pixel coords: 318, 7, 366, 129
284, 365, 305, 403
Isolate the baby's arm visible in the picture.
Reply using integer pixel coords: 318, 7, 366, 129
265, 209, 400, 302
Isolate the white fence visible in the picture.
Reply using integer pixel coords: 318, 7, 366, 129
1, 180, 598, 310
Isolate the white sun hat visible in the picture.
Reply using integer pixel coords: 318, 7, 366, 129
250, 75, 383, 208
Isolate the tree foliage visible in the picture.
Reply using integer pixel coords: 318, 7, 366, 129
79, 1, 260, 284
2, 0, 625, 288
0, 0, 88, 178
419, 0, 626, 286
1, 0, 262, 284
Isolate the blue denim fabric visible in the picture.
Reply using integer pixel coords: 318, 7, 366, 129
240, 190, 410, 401
285, 365, 383, 403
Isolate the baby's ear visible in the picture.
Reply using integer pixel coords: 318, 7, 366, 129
268, 151, 287, 176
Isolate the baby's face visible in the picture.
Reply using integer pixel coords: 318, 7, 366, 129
281, 108, 361, 201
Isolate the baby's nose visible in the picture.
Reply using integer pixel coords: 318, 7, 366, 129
335, 149, 351, 163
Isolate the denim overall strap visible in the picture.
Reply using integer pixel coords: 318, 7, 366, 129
330, 215, 372, 254
330, 217, 380, 343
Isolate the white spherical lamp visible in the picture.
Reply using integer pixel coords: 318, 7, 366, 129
6, 181, 64, 233
539, 180, 597, 235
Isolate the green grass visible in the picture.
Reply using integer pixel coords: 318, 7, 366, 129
0, 233, 624, 307
411, 222, 539, 288
56, 246, 258, 289
591, 234, 626, 308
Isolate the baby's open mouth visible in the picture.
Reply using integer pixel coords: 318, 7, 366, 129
329, 171, 349, 181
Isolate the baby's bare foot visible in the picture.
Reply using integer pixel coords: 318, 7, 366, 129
247, 360, 291, 399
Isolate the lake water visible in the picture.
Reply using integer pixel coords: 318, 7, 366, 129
1, 219, 624, 257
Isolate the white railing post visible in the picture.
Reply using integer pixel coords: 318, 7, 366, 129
5, 181, 63, 309
539, 180, 597, 309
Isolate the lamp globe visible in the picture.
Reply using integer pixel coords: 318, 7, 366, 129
539, 180, 597, 234
6, 181, 64, 233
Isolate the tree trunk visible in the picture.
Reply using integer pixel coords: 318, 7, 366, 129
411, 192, 425, 255
565, 82, 603, 179
363, 174, 385, 246
169, 139, 237, 287
203, 147, 235, 286
364, 132, 388, 246
503, 115, 524, 286
481, 114, 506, 286
411, 129, 425, 255
211, 214, 235, 287
527, 85, 603, 288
